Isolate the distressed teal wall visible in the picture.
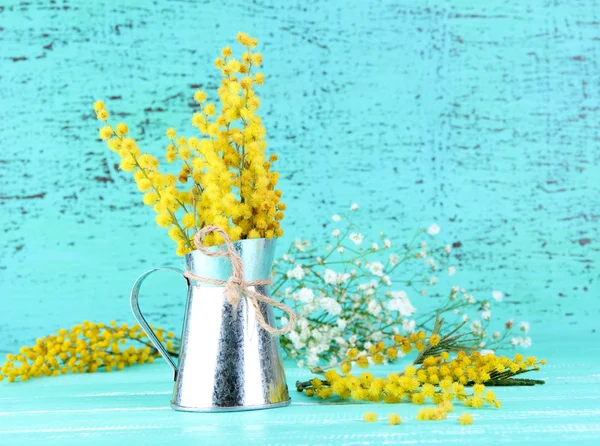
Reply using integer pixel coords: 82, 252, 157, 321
0, 0, 598, 352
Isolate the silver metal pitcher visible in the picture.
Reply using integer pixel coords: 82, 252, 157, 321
130, 237, 291, 412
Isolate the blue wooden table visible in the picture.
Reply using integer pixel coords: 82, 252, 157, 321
1, 337, 598, 445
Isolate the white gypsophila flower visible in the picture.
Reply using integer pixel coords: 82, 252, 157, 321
294, 238, 306, 252
430, 276, 438, 285
297, 359, 304, 368
332, 229, 341, 238
386, 290, 416, 316
337, 318, 348, 330
482, 301, 490, 310
319, 297, 342, 316
307, 349, 319, 367
280, 316, 289, 326
384, 239, 392, 248
382, 275, 392, 286
341, 273, 351, 284
448, 266, 456, 276
371, 243, 379, 251
332, 214, 341, 222
298, 318, 309, 331
478, 341, 486, 348
324, 269, 337, 285
462, 314, 469, 322
325, 245, 332, 252
337, 246, 344, 254
288, 331, 305, 349
350, 203, 359, 211
427, 223, 440, 236
300, 302, 318, 316
471, 320, 482, 331
286, 264, 305, 280
480, 349, 495, 356
420, 241, 428, 249
454, 309, 461, 315
368, 261, 384, 277
335, 336, 347, 346
452, 285, 460, 293
297, 287, 315, 303
311, 329, 324, 343
282, 254, 289, 261
444, 244, 452, 253
371, 331, 384, 341
316, 256, 323, 264
389, 254, 399, 266
420, 289, 427, 296
493, 331, 501, 339
492, 290, 503, 302
481, 310, 491, 321
511, 336, 532, 348
402, 319, 416, 334
520, 321, 530, 334
349, 233, 364, 245
367, 300, 382, 316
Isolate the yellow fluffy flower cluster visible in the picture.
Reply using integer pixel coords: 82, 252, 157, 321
416, 407, 448, 421
0, 321, 177, 382
458, 413, 474, 425
312, 332, 427, 375
301, 333, 546, 418
94, 32, 285, 254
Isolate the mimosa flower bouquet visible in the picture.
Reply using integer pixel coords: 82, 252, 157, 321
94, 32, 284, 254
94, 32, 295, 412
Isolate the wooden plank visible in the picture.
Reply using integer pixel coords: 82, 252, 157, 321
1, 340, 599, 444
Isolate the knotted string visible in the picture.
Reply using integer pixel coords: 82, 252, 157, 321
183, 225, 296, 336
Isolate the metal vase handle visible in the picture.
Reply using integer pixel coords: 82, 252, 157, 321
130, 267, 187, 380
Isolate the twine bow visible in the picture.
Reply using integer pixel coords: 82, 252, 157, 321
183, 225, 296, 336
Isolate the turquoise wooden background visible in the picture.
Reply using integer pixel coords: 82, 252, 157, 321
1, 0, 600, 444
1, 0, 598, 349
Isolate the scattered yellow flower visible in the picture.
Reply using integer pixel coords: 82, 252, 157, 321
416, 407, 447, 421
363, 412, 378, 423
458, 413, 473, 425
0, 321, 176, 382
388, 413, 402, 425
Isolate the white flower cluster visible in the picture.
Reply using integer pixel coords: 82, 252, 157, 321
273, 207, 530, 368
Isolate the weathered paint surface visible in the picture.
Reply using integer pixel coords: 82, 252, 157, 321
0, 0, 599, 442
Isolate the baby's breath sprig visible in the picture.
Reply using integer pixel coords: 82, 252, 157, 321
0, 321, 178, 383
275, 207, 531, 369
